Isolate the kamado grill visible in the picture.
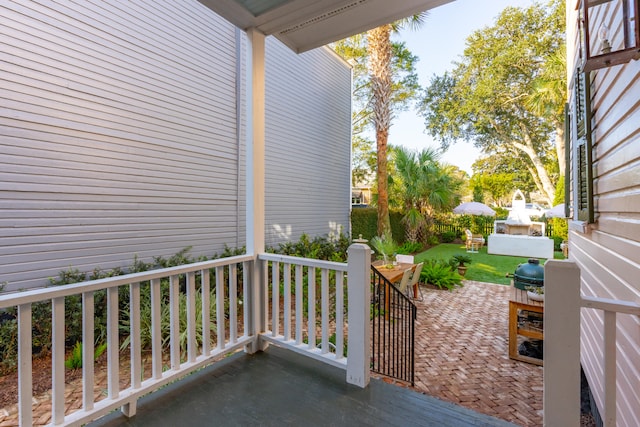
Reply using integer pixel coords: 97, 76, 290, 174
512, 258, 544, 290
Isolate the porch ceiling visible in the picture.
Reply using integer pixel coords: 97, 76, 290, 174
197, 0, 455, 52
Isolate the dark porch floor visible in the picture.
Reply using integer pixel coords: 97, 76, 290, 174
90, 345, 517, 427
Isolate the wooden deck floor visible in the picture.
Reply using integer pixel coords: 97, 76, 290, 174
89, 345, 517, 427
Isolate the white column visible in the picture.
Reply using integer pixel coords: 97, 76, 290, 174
346, 242, 371, 388
245, 28, 267, 354
543, 260, 581, 427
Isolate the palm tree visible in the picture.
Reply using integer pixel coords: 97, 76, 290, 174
367, 15, 426, 237
394, 146, 462, 243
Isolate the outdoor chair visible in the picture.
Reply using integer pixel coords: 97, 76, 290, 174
408, 262, 424, 301
464, 229, 485, 251
395, 254, 414, 264
396, 268, 414, 296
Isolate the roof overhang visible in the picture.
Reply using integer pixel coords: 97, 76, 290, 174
197, 0, 454, 52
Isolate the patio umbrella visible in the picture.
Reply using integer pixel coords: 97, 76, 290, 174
453, 201, 496, 216
545, 204, 567, 218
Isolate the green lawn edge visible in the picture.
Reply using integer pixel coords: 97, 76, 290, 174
414, 243, 565, 285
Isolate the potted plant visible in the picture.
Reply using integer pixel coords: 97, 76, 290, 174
370, 232, 398, 269
451, 253, 472, 276
525, 285, 544, 301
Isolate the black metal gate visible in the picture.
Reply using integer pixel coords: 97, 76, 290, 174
370, 265, 416, 385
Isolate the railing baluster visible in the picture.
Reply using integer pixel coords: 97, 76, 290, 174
335, 272, 344, 359
216, 266, 225, 349
186, 272, 197, 362
107, 286, 120, 399
52, 296, 65, 424
82, 291, 95, 410
130, 282, 142, 389
603, 310, 617, 427
201, 270, 211, 355
295, 265, 303, 345
321, 268, 329, 353
18, 303, 33, 427
284, 263, 291, 341
169, 275, 180, 370
307, 267, 316, 350
271, 261, 280, 337
229, 264, 238, 344
150, 278, 163, 379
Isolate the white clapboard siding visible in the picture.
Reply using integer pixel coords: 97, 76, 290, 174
566, 4, 640, 420
1, 1, 351, 292
264, 39, 351, 247
0, 0, 242, 291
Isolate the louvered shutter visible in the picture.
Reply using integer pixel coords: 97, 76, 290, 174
573, 70, 594, 223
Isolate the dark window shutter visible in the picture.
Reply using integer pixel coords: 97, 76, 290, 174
564, 103, 571, 219
573, 70, 594, 223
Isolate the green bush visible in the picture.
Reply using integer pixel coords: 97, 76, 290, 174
397, 241, 423, 254
420, 259, 463, 290
350, 207, 406, 244
440, 231, 457, 243
65, 341, 107, 370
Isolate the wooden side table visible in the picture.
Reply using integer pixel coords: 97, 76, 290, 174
508, 287, 544, 366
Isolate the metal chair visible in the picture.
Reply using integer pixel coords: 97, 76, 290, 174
396, 268, 414, 295
395, 254, 414, 264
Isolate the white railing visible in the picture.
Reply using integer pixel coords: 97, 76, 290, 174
543, 260, 640, 427
0, 254, 254, 427
258, 253, 349, 368
257, 242, 371, 388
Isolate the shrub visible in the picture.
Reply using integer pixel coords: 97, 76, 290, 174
65, 341, 108, 370
451, 254, 472, 267
420, 259, 463, 290
397, 241, 423, 254
440, 231, 457, 243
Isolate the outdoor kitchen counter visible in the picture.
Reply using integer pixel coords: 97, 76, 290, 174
508, 287, 544, 366
488, 233, 554, 259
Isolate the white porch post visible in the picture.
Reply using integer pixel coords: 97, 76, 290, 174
245, 28, 268, 354
346, 242, 371, 387
543, 260, 581, 427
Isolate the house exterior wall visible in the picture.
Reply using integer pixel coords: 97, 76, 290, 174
264, 39, 351, 247
566, 3, 640, 426
0, 0, 351, 292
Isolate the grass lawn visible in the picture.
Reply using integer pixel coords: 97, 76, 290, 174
414, 243, 564, 285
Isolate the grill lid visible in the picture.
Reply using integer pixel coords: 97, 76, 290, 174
513, 258, 544, 290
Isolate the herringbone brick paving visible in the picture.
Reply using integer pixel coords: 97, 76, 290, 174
411, 281, 543, 427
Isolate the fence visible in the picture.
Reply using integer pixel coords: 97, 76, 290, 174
434, 219, 554, 237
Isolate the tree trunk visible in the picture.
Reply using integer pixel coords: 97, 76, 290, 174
367, 25, 392, 236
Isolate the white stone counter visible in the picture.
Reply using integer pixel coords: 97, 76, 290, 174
487, 233, 554, 259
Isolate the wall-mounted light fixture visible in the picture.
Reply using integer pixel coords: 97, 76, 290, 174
580, 0, 640, 71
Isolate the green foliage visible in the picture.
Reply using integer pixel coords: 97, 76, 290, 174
421, 0, 565, 204
397, 241, 423, 254
370, 232, 398, 262
119, 280, 218, 355
270, 233, 350, 262
440, 231, 457, 243
65, 341, 107, 370
451, 253, 472, 267
350, 207, 406, 244
419, 259, 463, 290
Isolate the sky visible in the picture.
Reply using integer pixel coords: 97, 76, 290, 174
387, 0, 537, 174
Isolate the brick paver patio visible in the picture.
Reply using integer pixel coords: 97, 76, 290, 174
410, 280, 543, 426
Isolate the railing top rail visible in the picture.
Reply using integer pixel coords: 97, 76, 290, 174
258, 253, 348, 271
0, 254, 254, 309
582, 295, 640, 316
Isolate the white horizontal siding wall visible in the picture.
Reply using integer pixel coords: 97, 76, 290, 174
567, 5, 640, 425
264, 39, 351, 247
0, 0, 244, 291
